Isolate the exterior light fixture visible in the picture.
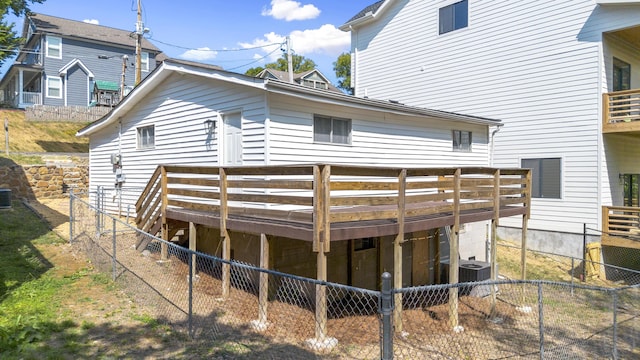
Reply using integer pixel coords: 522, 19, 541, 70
204, 119, 216, 135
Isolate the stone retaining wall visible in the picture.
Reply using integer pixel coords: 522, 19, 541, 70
0, 163, 88, 199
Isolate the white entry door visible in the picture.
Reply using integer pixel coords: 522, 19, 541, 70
223, 112, 242, 166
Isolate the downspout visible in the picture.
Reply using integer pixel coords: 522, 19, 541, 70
489, 124, 503, 167
596, 34, 604, 233
350, 25, 357, 96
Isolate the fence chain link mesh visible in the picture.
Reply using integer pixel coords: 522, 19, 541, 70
70, 193, 639, 359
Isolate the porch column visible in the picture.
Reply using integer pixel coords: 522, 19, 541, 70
220, 167, 230, 298
448, 168, 461, 331
18, 69, 23, 107
394, 169, 406, 332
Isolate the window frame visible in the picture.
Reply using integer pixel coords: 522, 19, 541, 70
452, 130, 472, 152
439, 0, 469, 35
613, 57, 631, 92
46, 35, 62, 59
46, 76, 62, 99
313, 114, 352, 145
141, 51, 149, 72
137, 125, 155, 150
521, 158, 562, 199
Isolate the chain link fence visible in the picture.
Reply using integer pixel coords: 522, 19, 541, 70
70, 193, 639, 359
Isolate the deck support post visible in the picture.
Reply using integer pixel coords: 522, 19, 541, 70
252, 233, 269, 331
189, 222, 197, 276
220, 167, 230, 299
518, 170, 532, 309
160, 166, 169, 260
490, 170, 500, 317
448, 168, 461, 332
394, 169, 407, 333
307, 164, 337, 351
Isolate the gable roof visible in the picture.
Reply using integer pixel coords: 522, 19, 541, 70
340, 0, 388, 30
25, 13, 161, 52
256, 68, 342, 93
77, 58, 500, 137
58, 58, 94, 77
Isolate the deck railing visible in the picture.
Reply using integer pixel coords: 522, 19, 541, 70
602, 89, 640, 133
21, 91, 42, 106
602, 205, 640, 248
136, 164, 531, 245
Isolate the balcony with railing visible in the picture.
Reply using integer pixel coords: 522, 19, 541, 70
601, 205, 640, 249
602, 89, 640, 135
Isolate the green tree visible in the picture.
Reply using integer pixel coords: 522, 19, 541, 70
0, 0, 45, 66
333, 52, 353, 95
245, 54, 317, 76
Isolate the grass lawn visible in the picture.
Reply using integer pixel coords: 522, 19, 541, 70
0, 201, 193, 359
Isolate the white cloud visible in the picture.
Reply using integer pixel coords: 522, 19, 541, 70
289, 24, 349, 56
83, 19, 99, 25
240, 24, 349, 62
261, 0, 320, 21
179, 47, 218, 61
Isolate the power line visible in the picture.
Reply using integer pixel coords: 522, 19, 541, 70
226, 44, 283, 72
148, 36, 282, 53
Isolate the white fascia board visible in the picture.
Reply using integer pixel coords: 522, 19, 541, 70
596, 0, 640, 4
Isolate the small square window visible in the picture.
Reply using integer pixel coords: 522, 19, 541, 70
439, 0, 468, 35
46, 36, 62, 58
137, 125, 155, 149
46, 76, 62, 98
452, 130, 471, 151
522, 158, 561, 199
314, 115, 351, 144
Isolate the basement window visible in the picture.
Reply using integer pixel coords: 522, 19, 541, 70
137, 125, 155, 150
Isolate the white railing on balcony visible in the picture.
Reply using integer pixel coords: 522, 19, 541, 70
21, 92, 42, 106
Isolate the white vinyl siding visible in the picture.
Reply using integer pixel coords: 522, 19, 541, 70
46, 35, 62, 58
350, 0, 640, 234
267, 93, 489, 167
87, 73, 266, 212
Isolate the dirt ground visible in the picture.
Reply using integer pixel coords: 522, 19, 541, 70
23, 197, 197, 359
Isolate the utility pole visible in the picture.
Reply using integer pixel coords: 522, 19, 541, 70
286, 36, 294, 84
120, 55, 128, 101
135, 0, 143, 85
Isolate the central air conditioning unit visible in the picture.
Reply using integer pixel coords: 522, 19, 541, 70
440, 259, 492, 283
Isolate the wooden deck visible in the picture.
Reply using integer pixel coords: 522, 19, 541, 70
135, 164, 532, 340
136, 164, 531, 247
603, 89, 640, 135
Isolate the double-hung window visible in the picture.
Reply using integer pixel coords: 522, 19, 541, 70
314, 115, 351, 144
439, 0, 468, 35
46, 36, 62, 58
141, 52, 149, 72
46, 76, 62, 98
522, 158, 561, 199
137, 125, 155, 149
452, 130, 472, 151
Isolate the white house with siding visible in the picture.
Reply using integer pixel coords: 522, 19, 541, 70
77, 58, 505, 261
341, 0, 640, 257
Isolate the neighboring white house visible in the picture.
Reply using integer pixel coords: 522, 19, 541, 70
76, 58, 506, 261
341, 0, 640, 257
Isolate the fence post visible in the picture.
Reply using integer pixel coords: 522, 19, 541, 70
112, 217, 117, 281
380, 272, 393, 360
188, 249, 194, 338
69, 189, 74, 243
538, 282, 544, 360
570, 257, 574, 297
583, 223, 587, 282
96, 186, 101, 237
612, 290, 618, 360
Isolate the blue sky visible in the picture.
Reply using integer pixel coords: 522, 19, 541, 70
2, 0, 375, 84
